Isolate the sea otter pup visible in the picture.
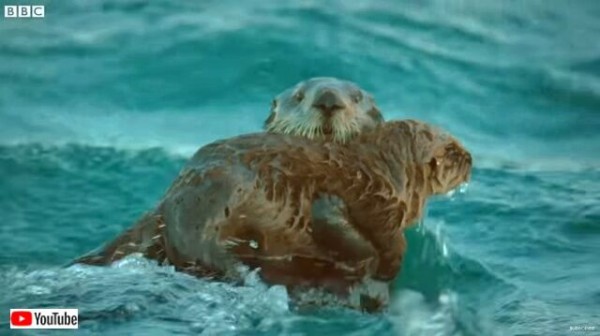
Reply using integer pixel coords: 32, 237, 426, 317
75, 120, 472, 311
264, 77, 384, 143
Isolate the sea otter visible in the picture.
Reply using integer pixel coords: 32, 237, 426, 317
264, 77, 384, 143
75, 120, 472, 312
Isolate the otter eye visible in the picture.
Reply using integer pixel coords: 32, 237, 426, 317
294, 91, 305, 102
368, 107, 384, 123
429, 158, 438, 171
352, 91, 363, 103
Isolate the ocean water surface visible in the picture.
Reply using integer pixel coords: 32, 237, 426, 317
1, 1, 599, 335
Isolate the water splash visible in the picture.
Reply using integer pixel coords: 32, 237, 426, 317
0, 255, 294, 335
388, 290, 462, 336
445, 182, 470, 199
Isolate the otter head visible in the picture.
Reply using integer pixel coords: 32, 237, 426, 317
409, 121, 472, 195
264, 77, 384, 143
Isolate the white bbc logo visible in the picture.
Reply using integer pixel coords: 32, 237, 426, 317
4, 5, 45, 18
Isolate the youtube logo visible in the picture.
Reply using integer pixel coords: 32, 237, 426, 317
10, 309, 78, 329
10, 311, 32, 327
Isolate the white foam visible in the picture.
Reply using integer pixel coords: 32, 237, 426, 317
388, 289, 461, 336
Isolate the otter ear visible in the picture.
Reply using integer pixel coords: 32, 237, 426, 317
367, 106, 384, 123
264, 99, 277, 129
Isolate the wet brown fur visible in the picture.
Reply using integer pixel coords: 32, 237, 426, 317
75, 120, 472, 311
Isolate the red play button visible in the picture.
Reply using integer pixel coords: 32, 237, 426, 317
10, 311, 33, 327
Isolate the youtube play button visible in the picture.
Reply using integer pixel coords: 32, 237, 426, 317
10, 310, 33, 327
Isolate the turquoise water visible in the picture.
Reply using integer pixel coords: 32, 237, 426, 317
1, 1, 599, 335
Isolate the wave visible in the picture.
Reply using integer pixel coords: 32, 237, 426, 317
0, 254, 476, 336
1, 136, 598, 175
2, 0, 599, 173
0, 259, 291, 335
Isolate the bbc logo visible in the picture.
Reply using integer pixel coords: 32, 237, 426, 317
4, 5, 45, 18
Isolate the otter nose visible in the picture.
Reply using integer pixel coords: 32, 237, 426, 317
313, 90, 345, 117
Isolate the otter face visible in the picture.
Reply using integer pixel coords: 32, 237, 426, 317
415, 124, 472, 195
264, 77, 384, 143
